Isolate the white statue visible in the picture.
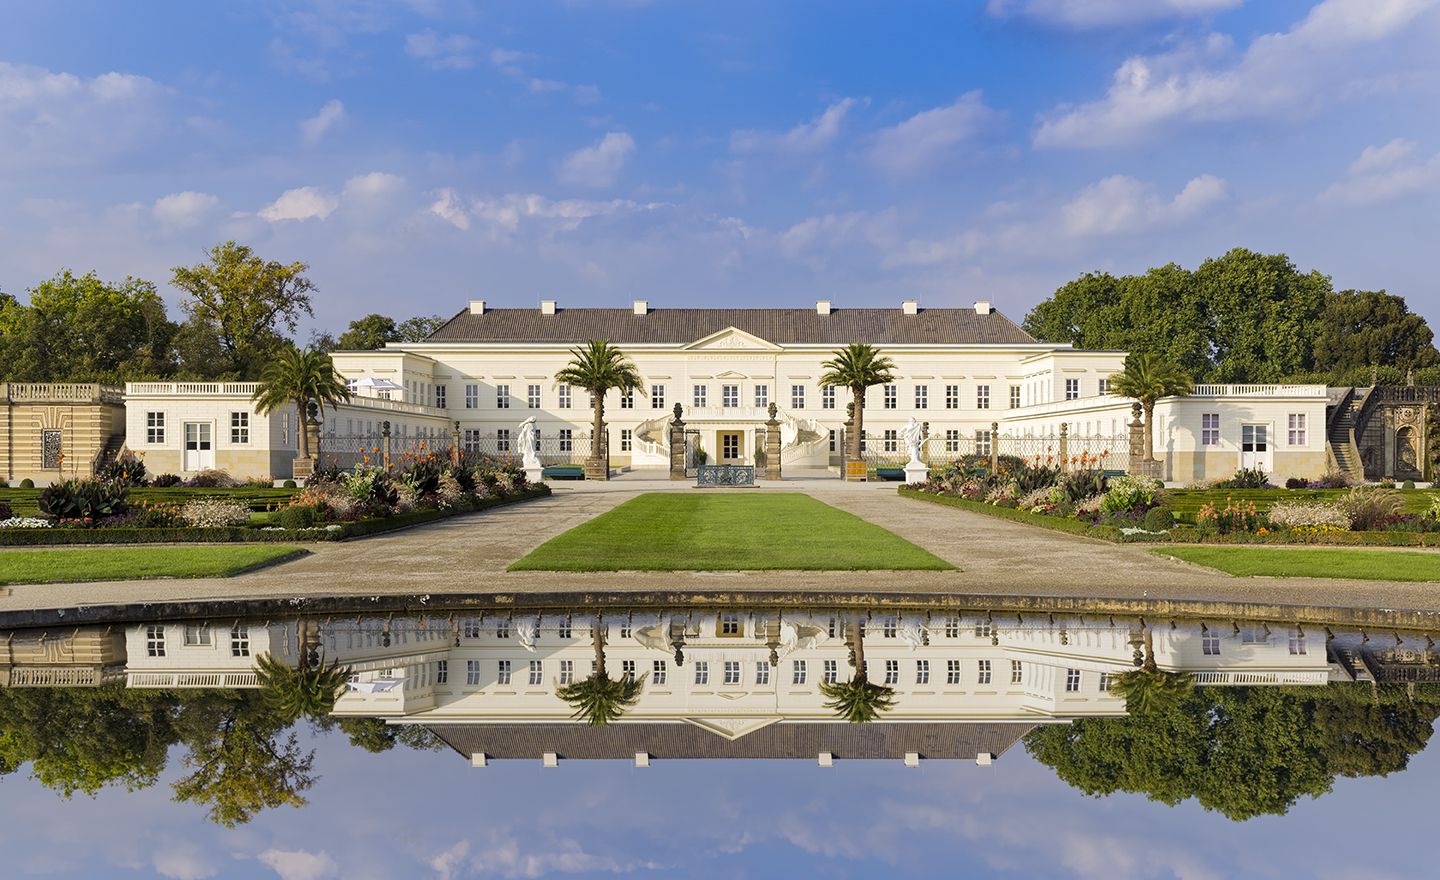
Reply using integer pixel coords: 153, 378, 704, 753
901, 416, 924, 465
518, 416, 541, 471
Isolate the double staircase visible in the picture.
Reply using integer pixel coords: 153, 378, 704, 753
1325, 388, 1368, 482
90, 433, 126, 475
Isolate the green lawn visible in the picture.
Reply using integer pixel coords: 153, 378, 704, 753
1155, 546, 1440, 581
0, 546, 306, 584
1165, 488, 1436, 519
510, 493, 956, 571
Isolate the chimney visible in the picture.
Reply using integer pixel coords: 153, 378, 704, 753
541, 300, 557, 316
903, 300, 919, 316
469, 300, 486, 315
633, 300, 648, 315
816, 301, 831, 316
975, 301, 991, 316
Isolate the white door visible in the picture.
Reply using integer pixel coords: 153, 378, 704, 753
1240, 424, 1270, 472
184, 422, 213, 471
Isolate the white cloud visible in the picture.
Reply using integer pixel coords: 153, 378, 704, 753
986, 0, 1245, 29
152, 191, 220, 228
1320, 138, 1440, 205
488, 48, 601, 104
731, 99, 858, 153
429, 188, 471, 229
258, 186, 340, 221
869, 92, 997, 174
405, 30, 479, 69
1033, 0, 1438, 148
1059, 173, 1228, 236
257, 849, 338, 880
152, 845, 218, 880
429, 840, 469, 880
557, 132, 636, 187
299, 99, 345, 145
343, 171, 406, 198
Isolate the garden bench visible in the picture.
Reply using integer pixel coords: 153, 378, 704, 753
1104, 469, 1126, 478
541, 466, 585, 480
875, 467, 906, 481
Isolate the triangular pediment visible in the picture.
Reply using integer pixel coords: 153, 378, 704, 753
683, 716, 783, 740
684, 327, 783, 352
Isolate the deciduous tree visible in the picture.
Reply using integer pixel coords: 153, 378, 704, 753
1313, 289, 1440, 374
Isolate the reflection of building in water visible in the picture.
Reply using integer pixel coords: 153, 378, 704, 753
0, 627, 126, 687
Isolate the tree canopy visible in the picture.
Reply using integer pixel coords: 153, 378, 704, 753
1313, 289, 1440, 374
334, 312, 448, 351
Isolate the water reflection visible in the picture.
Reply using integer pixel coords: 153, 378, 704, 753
1, 608, 1435, 826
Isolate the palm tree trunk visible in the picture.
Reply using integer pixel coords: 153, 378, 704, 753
590, 393, 606, 478
851, 387, 864, 462
592, 618, 607, 679
296, 398, 311, 461
1142, 626, 1157, 673
849, 619, 868, 683
1142, 399, 1155, 462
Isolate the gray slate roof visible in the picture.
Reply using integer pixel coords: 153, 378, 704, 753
426, 722, 1036, 761
425, 308, 1037, 346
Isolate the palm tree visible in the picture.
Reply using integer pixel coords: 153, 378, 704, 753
1109, 622, 1194, 716
553, 340, 645, 481
819, 618, 897, 723
820, 344, 897, 477
555, 617, 645, 726
1107, 352, 1193, 462
253, 654, 352, 724
251, 345, 352, 462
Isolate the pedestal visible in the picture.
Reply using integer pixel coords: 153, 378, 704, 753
904, 462, 928, 485
525, 467, 544, 486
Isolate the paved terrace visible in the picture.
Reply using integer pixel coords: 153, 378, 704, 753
4, 469, 1440, 619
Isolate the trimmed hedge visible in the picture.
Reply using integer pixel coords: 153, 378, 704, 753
0, 485, 551, 546
899, 487, 1440, 547
0, 486, 299, 519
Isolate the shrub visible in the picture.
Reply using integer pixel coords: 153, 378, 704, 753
283, 480, 298, 489
1342, 486, 1405, 531
1267, 499, 1353, 530
186, 468, 238, 489
1380, 480, 1397, 489
38, 478, 130, 521
100, 451, 148, 487
1100, 475, 1163, 515
19, 479, 34, 489
1142, 507, 1175, 531
181, 498, 252, 528
277, 505, 317, 530
0, 479, 8, 488
1285, 477, 1307, 489
151, 473, 183, 488
1404, 480, 1416, 489
0, 502, 11, 520
1215, 467, 1269, 490
1316, 470, 1357, 489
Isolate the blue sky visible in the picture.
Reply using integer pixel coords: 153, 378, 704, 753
3, 725, 1437, 880
2, 0, 1438, 338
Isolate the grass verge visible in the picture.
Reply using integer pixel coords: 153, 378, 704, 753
1155, 546, 1440, 581
510, 493, 955, 571
0, 546, 306, 584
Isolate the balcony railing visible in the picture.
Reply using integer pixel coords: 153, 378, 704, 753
1190, 670, 1327, 685
5, 383, 124, 405
127, 671, 261, 688
127, 382, 260, 396
1189, 384, 1327, 397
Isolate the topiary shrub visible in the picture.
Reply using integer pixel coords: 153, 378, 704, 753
283, 480, 298, 489
150, 473, 182, 488
277, 505, 316, 530
19, 479, 34, 489
187, 468, 237, 489
1285, 477, 1307, 489
0, 502, 11, 520
1143, 506, 1175, 531
0, 479, 8, 488
1404, 480, 1416, 489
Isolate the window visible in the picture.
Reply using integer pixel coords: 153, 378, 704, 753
146, 412, 165, 444
1288, 414, 1307, 446
230, 412, 249, 444
546, 659, 568, 685
915, 660, 930, 684
496, 385, 510, 409
528, 385, 541, 408
1010, 385, 1021, 408
436, 659, 448, 684
496, 429, 510, 453
755, 661, 770, 685
693, 385, 707, 407
943, 618, 960, 638
883, 429, 898, 452
883, 384, 897, 409
720, 612, 742, 635
620, 429, 633, 452
821, 386, 835, 409
620, 388, 634, 409
1098, 672, 1110, 692
497, 660, 512, 685
463, 429, 481, 453
467, 660, 482, 685
184, 624, 211, 646
823, 659, 838, 684
1289, 629, 1307, 655
1066, 378, 1080, 400
496, 619, 510, 639
860, 429, 867, 452
829, 429, 837, 452
978, 659, 992, 684
459, 619, 480, 639
755, 384, 769, 408
557, 620, 572, 639
914, 386, 928, 409
977, 385, 991, 409
653, 660, 668, 685
558, 429, 572, 452
622, 660, 636, 680
549, 384, 567, 410
792, 660, 807, 684
1011, 660, 1023, 684
230, 625, 250, 657
975, 430, 992, 456
722, 385, 739, 408
1097, 379, 1109, 396
694, 662, 710, 685
1065, 669, 1081, 692
944, 429, 960, 453
651, 384, 665, 409
528, 661, 543, 685
1243, 424, 1268, 454
884, 660, 899, 685
947, 660, 961, 684
1202, 413, 1220, 446
724, 661, 741, 685
791, 385, 805, 409
1202, 632, 1220, 655
435, 385, 447, 408
827, 617, 837, 638
620, 622, 632, 639
975, 621, 992, 638
465, 384, 478, 409
882, 618, 897, 638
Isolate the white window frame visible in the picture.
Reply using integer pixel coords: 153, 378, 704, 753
651, 384, 665, 409
914, 385, 928, 409
528, 660, 543, 685
977, 385, 991, 410
1288, 413, 1307, 446
694, 661, 710, 685
1202, 413, 1220, 446
435, 385, 447, 409
792, 660, 807, 684
821, 386, 835, 409
884, 659, 899, 685
146, 411, 165, 444
791, 385, 805, 409
1065, 669, 1081, 692
883, 384, 897, 409
977, 659, 992, 685
1010, 385, 1021, 408
945, 385, 959, 409
467, 660, 482, 686
230, 624, 250, 657
653, 660, 667, 685
915, 659, 929, 684
620, 429, 633, 452
755, 661, 770, 685
496, 385, 510, 409
693, 385, 707, 408
528, 385, 541, 409
497, 659, 512, 684
230, 412, 249, 445
1065, 378, 1080, 400
722, 385, 739, 408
